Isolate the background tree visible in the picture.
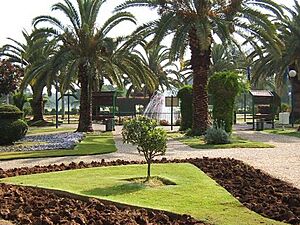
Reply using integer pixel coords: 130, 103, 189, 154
33, 0, 155, 132
117, 0, 282, 135
249, 1, 300, 117
127, 41, 176, 97
0, 60, 22, 97
0, 31, 56, 122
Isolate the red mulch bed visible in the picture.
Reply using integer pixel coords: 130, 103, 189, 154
0, 183, 203, 225
0, 158, 300, 224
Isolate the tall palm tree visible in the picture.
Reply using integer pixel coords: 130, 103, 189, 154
0, 31, 56, 122
33, 0, 141, 132
250, 1, 300, 118
116, 0, 282, 134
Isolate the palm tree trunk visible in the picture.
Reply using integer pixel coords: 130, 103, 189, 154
30, 84, 45, 122
189, 29, 211, 135
77, 63, 93, 132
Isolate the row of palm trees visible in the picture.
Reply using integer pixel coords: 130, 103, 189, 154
1, 0, 300, 134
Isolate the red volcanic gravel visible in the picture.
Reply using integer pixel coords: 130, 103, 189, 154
0, 158, 300, 224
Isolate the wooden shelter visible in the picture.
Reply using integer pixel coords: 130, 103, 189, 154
250, 90, 275, 130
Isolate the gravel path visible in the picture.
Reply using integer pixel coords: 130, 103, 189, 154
0, 125, 299, 189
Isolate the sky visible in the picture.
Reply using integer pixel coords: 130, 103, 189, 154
0, 0, 158, 46
0, 0, 296, 47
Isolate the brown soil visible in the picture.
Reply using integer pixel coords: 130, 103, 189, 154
0, 183, 203, 225
0, 158, 300, 224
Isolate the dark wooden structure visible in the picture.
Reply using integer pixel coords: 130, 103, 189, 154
92, 91, 116, 121
250, 90, 275, 130
115, 97, 150, 116
92, 91, 150, 121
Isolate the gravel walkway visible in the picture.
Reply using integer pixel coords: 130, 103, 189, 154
0, 125, 299, 189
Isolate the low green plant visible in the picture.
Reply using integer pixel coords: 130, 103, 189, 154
12, 92, 28, 111
0, 119, 28, 145
122, 116, 167, 181
0, 104, 23, 119
281, 103, 290, 112
204, 122, 230, 145
0, 104, 28, 145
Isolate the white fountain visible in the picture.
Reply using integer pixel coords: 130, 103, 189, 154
143, 90, 180, 124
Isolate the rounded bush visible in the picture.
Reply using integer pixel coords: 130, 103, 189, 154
0, 119, 28, 145
204, 127, 230, 145
0, 104, 23, 119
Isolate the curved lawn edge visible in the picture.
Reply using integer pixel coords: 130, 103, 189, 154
0, 159, 290, 225
0, 132, 117, 161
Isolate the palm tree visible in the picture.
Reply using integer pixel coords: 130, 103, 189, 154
0, 31, 56, 122
116, 0, 282, 134
250, 1, 300, 118
32, 0, 142, 132
126, 41, 177, 97
97, 38, 157, 96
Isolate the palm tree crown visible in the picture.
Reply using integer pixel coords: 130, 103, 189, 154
116, 0, 281, 134
33, 0, 142, 132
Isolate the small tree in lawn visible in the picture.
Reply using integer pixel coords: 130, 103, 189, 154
122, 116, 167, 181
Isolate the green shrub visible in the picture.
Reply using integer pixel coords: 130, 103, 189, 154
204, 122, 230, 145
0, 104, 23, 119
122, 116, 167, 181
12, 92, 28, 110
177, 85, 193, 131
281, 103, 290, 112
0, 119, 28, 145
208, 71, 243, 133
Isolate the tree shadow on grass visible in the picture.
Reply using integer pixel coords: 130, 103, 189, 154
81, 182, 146, 197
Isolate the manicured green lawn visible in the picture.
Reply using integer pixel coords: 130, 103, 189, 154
264, 128, 300, 138
1, 163, 284, 225
168, 133, 274, 149
0, 133, 116, 160
27, 126, 76, 135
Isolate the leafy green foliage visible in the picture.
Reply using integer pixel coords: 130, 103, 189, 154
281, 103, 290, 112
0, 60, 22, 97
0, 119, 28, 145
12, 92, 28, 111
0, 104, 23, 119
122, 116, 167, 180
122, 116, 157, 145
177, 85, 192, 131
204, 122, 230, 145
0, 104, 28, 145
208, 71, 242, 133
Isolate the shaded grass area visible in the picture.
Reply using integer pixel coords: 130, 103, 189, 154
0, 133, 116, 160
168, 133, 274, 149
264, 128, 300, 138
1, 163, 284, 225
